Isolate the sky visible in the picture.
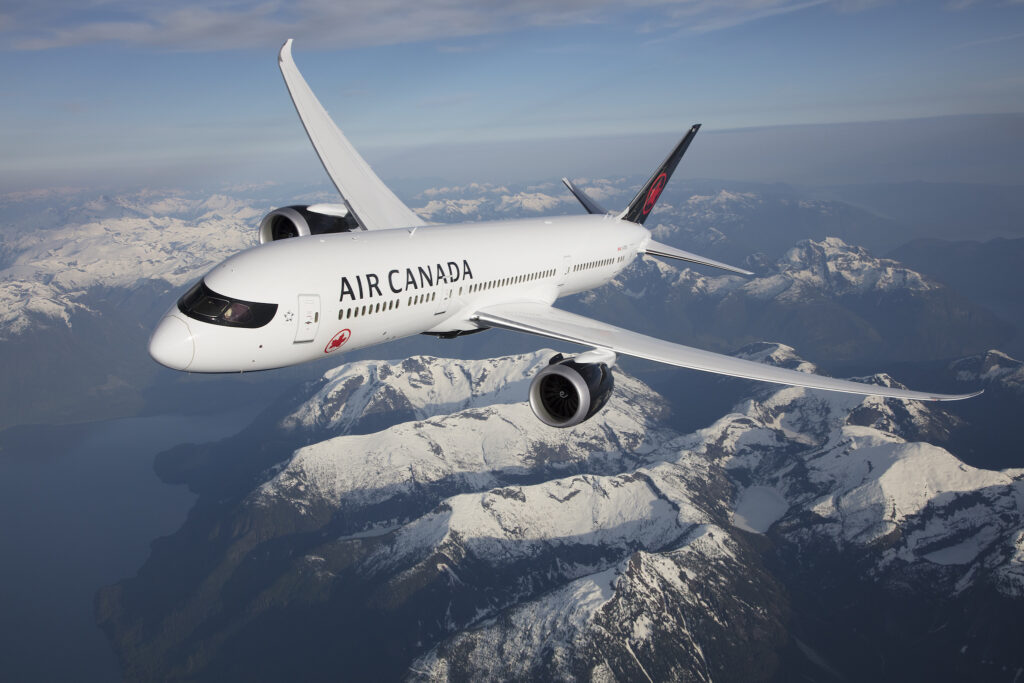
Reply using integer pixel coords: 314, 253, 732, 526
1, 0, 1023, 191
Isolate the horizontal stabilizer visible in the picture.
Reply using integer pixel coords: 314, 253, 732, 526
562, 178, 608, 215
642, 240, 753, 276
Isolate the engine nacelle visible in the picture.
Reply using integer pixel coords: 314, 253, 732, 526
258, 204, 360, 244
529, 354, 615, 428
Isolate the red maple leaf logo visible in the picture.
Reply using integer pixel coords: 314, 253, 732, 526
642, 173, 668, 215
324, 329, 351, 353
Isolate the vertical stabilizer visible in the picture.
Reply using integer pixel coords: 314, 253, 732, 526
620, 124, 700, 225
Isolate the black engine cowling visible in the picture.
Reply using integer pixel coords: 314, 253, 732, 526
258, 205, 360, 244
528, 354, 615, 428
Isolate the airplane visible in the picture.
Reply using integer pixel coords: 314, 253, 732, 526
148, 39, 981, 428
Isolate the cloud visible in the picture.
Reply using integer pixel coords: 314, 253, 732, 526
4, 0, 611, 51
947, 0, 1024, 7
951, 30, 1024, 50
664, 0, 831, 33
2, 0, 894, 52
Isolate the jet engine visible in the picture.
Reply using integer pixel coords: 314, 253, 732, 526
528, 353, 615, 428
258, 204, 360, 244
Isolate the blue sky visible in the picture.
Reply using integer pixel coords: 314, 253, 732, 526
2, 0, 1023, 190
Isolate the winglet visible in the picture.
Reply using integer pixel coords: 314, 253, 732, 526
279, 37, 294, 64
562, 177, 608, 215
620, 124, 700, 225
277, 39, 425, 231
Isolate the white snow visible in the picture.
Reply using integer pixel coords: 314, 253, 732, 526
278, 351, 553, 432
0, 191, 257, 338
923, 526, 1002, 565
497, 192, 569, 213
732, 486, 789, 534
373, 461, 710, 571
950, 350, 1024, 393
255, 352, 674, 527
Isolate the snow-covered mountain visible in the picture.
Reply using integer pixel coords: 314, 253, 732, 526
255, 351, 670, 530
688, 361, 1023, 591
574, 236, 1012, 363
411, 181, 578, 222
950, 350, 1024, 395
0, 191, 258, 339
658, 236, 937, 303
407, 178, 906, 262
0, 189, 317, 428
98, 348, 1024, 681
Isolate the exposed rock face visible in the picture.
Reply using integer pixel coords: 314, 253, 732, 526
950, 349, 1024, 395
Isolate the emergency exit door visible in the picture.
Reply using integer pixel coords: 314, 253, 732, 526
295, 294, 320, 343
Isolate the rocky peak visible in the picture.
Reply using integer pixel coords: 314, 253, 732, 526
950, 349, 1024, 393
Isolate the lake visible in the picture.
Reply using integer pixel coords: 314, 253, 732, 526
0, 410, 257, 682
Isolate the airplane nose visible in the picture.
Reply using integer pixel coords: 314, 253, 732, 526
149, 316, 195, 370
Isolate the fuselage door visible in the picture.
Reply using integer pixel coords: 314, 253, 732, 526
295, 294, 320, 343
435, 288, 452, 315
557, 255, 572, 287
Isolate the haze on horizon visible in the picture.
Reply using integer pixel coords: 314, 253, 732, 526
1, 0, 1023, 192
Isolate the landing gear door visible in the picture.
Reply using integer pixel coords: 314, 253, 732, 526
295, 294, 320, 343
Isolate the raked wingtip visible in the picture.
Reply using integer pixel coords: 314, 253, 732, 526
279, 39, 294, 63
930, 388, 984, 401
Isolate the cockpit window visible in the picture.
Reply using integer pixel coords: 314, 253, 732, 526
177, 280, 277, 329
222, 302, 253, 323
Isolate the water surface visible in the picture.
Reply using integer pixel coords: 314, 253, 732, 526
0, 410, 255, 682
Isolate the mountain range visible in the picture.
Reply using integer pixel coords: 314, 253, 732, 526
2, 178, 1022, 679
95, 348, 1024, 681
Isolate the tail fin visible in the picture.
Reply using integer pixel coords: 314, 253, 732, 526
620, 124, 700, 225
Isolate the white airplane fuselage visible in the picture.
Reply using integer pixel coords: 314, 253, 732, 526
150, 214, 648, 373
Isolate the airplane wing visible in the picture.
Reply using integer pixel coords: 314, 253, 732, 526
278, 40, 426, 231
473, 303, 981, 402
